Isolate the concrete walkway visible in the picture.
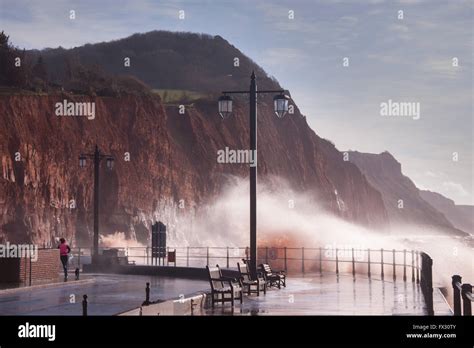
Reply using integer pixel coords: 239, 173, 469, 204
204, 273, 449, 316
0, 273, 451, 315
0, 274, 208, 315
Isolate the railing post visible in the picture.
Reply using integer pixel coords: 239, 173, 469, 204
367, 248, 371, 278
351, 248, 355, 277
461, 283, 472, 316
145, 282, 150, 305
335, 248, 339, 275
302, 247, 305, 274
381, 248, 384, 280
226, 247, 229, 268
187, 247, 190, 267
416, 251, 420, 284
206, 247, 209, 266
452, 275, 462, 316
403, 249, 407, 282
392, 249, 396, 281
284, 247, 287, 272
82, 295, 88, 316
420, 252, 434, 316
265, 246, 268, 264
319, 247, 322, 274
167, 247, 169, 266
29, 246, 32, 286
411, 250, 415, 282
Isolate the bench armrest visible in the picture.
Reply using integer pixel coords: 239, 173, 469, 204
210, 277, 235, 288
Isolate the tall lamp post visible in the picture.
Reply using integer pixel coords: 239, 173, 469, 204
218, 71, 289, 276
79, 145, 114, 263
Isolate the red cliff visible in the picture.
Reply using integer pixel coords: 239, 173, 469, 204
0, 31, 390, 246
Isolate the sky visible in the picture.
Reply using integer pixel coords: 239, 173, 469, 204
1, 0, 472, 204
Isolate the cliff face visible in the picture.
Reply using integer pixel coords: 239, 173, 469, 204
0, 31, 391, 246
348, 151, 468, 236
0, 91, 389, 246
0, 94, 173, 245
420, 190, 473, 235
169, 96, 390, 228
319, 142, 389, 228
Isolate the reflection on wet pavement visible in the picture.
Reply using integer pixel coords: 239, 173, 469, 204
0, 272, 449, 316
0, 274, 208, 315
204, 273, 429, 315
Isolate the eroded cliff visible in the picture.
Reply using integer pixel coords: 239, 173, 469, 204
0, 92, 389, 246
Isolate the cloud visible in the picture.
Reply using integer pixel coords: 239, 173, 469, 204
0, 0, 186, 49
422, 58, 463, 79
387, 23, 412, 41
259, 47, 310, 68
338, 16, 359, 26
424, 171, 442, 178
1, 0, 472, 205
441, 181, 470, 198
398, 0, 427, 4
389, 24, 409, 33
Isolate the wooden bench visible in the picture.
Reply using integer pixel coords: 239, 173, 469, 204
238, 261, 266, 296
206, 264, 243, 308
260, 263, 286, 289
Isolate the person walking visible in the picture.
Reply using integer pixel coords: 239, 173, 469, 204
58, 238, 71, 281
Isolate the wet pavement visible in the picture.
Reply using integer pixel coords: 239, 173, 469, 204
0, 274, 208, 315
204, 273, 439, 316
0, 273, 451, 315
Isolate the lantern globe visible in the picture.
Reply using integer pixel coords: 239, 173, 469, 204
273, 94, 289, 118
218, 95, 233, 119
106, 157, 114, 170
79, 155, 87, 168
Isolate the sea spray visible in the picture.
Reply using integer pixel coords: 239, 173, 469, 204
100, 176, 472, 306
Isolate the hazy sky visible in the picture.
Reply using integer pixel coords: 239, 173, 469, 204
1, 0, 472, 204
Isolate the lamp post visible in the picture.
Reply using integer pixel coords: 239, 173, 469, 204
218, 71, 289, 276
79, 145, 114, 263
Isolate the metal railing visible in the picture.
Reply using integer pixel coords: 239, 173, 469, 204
65, 245, 434, 315
452, 275, 473, 316
70, 246, 425, 281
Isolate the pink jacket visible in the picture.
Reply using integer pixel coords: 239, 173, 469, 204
59, 243, 70, 256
